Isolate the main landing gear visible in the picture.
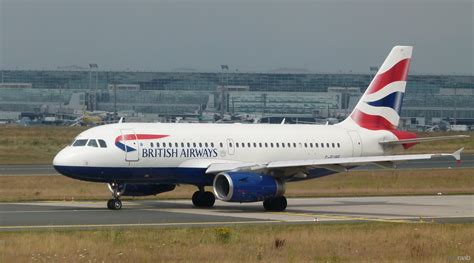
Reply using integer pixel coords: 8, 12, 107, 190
107, 182, 122, 210
192, 187, 215, 208
263, 196, 287, 212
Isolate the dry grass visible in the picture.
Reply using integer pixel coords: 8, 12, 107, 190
0, 126, 86, 164
0, 169, 472, 202
0, 126, 471, 164
0, 223, 472, 262
406, 131, 473, 154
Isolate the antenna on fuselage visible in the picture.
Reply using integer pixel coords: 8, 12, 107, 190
118, 117, 123, 124
280, 118, 286, 125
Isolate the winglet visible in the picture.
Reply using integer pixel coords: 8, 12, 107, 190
453, 148, 464, 164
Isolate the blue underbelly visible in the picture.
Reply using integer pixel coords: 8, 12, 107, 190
54, 165, 211, 185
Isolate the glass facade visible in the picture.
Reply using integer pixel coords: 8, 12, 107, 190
0, 70, 472, 122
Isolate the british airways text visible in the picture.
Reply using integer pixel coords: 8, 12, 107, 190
142, 147, 219, 158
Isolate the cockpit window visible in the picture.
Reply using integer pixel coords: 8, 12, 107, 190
72, 139, 88, 147
98, 139, 107, 148
87, 139, 98, 147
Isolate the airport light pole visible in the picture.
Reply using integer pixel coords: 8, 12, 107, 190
220, 65, 229, 118
89, 64, 98, 111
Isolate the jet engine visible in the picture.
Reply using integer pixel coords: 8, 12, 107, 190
107, 183, 176, 197
213, 172, 285, 202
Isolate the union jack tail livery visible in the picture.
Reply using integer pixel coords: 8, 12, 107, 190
344, 46, 412, 131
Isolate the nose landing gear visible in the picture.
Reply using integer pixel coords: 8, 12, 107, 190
107, 182, 123, 210
107, 198, 122, 210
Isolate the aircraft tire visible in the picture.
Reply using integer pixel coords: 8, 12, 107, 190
192, 191, 203, 207
263, 196, 287, 212
107, 199, 114, 209
113, 199, 122, 210
192, 191, 215, 208
202, 191, 215, 207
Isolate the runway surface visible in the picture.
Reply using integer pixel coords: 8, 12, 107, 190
1, 195, 472, 231
0, 154, 473, 176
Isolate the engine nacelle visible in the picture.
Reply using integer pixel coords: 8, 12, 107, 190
213, 172, 285, 202
108, 183, 176, 197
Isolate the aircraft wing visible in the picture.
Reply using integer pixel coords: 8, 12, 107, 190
205, 148, 463, 175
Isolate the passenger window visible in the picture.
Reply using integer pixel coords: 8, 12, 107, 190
253, 142, 257, 147
72, 139, 88, 147
211, 142, 214, 147
321, 143, 324, 148
293, 143, 296, 148
187, 142, 191, 147
175, 142, 178, 147
150, 142, 154, 147
265, 143, 268, 148
87, 139, 98, 147
205, 142, 208, 147
157, 142, 160, 147
219, 142, 223, 148
304, 143, 307, 148
282, 143, 285, 148
315, 143, 319, 148
181, 142, 185, 147
193, 142, 196, 147
276, 143, 279, 148
326, 143, 330, 148
236, 143, 239, 148
199, 143, 202, 147
310, 143, 313, 148
98, 139, 107, 148
259, 143, 262, 148
337, 143, 340, 148
169, 143, 173, 147
248, 142, 251, 148
287, 143, 291, 148
241, 143, 245, 148
229, 142, 233, 147
332, 143, 335, 148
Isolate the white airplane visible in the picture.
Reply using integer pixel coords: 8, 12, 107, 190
53, 46, 468, 211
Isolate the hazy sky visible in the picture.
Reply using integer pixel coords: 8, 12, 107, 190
1, 0, 473, 74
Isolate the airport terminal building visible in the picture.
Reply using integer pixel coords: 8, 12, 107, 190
0, 69, 472, 129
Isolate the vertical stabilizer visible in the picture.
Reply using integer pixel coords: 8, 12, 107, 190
341, 46, 412, 130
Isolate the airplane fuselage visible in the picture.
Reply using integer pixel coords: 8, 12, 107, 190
53, 122, 394, 185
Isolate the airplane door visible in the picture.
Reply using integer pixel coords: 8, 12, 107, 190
348, 130, 362, 157
120, 129, 140, 162
226, 138, 235, 155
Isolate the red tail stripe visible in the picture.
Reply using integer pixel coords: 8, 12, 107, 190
366, 58, 410, 95
351, 110, 417, 149
390, 130, 418, 149
351, 109, 396, 130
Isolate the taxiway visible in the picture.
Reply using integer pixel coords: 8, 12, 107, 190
0, 195, 472, 231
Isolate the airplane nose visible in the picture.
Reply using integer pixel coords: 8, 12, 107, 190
53, 147, 76, 167
53, 149, 66, 166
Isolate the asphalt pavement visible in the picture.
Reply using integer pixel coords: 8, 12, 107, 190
0, 195, 472, 231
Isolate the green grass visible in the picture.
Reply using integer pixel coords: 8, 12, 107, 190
1, 223, 473, 262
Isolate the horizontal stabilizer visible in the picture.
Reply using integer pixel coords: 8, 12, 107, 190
379, 135, 470, 145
